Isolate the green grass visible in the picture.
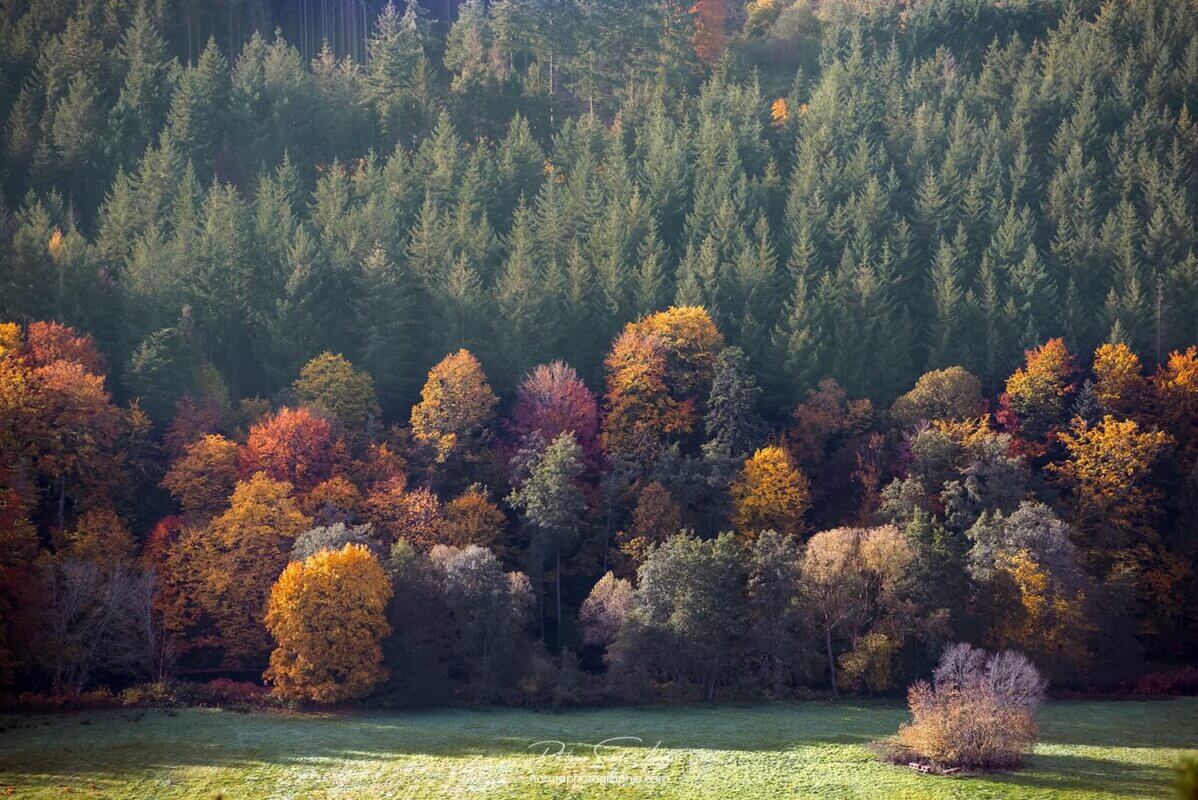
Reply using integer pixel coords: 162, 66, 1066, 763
0, 699, 1195, 799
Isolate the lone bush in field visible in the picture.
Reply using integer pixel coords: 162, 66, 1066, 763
877, 643, 1046, 771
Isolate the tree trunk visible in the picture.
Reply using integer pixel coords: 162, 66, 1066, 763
825, 626, 838, 698
57, 476, 67, 532
538, 578, 545, 641
555, 546, 562, 648
601, 495, 612, 574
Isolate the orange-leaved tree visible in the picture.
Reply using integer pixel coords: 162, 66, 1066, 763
435, 485, 506, 549
28, 359, 130, 527
200, 474, 312, 666
616, 481, 683, 572
994, 549, 1091, 672
264, 543, 392, 703
240, 406, 339, 491
366, 477, 443, 547
998, 338, 1075, 444
601, 328, 692, 465
691, 0, 729, 64
23, 321, 106, 374
162, 434, 239, 520
1153, 347, 1198, 465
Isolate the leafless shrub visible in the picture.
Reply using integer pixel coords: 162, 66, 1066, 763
877, 643, 1046, 772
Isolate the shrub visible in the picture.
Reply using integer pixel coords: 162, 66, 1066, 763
1176, 754, 1198, 800
119, 682, 181, 708
1132, 666, 1198, 697
876, 643, 1045, 772
177, 679, 282, 710
12, 689, 116, 711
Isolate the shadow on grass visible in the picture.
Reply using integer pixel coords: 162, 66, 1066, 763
981, 753, 1172, 796
1035, 699, 1198, 749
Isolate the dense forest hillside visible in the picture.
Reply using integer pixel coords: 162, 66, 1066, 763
0, 0, 1196, 704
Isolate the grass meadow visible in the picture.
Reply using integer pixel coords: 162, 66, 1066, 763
0, 698, 1194, 799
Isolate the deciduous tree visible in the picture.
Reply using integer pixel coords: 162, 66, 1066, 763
240, 407, 338, 491
800, 525, 912, 695
508, 433, 586, 640
265, 544, 392, 702
999, 339, 1075, 444
293, 352, 381, 448
201, 474, 312, 666
161, 434, 239, 520
511, 361, 599, 456
436, 485, 506, 549
411, 349, 498, 465
730, 446, 811, 539
1051, 416, 1170, 552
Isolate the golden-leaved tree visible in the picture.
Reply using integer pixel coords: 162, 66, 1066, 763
265, 543, 392, 703
199, 474, 312, 666
161, 434, 239, 520
730, 446, 811, 539
1051, 415, 1170, 552
410, 349, 498, 464
999, 338, 1075, 444
1091, 342, 1147, 418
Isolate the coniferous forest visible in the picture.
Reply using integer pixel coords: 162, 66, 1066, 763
1, 0, 1198, 716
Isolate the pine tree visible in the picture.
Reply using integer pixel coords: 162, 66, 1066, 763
109, 2, 172, 167
167, 37, 231, 176
496, 202, 545, 381
702, 346, 765, 488
929, 234, 969, 369
633, 218, 668, 316
674, 236, 721, 320
356, 244, 413, 411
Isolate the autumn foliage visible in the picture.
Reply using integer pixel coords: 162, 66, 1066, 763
410, 349, 498, 463
731, 446, 811, 539
601, 327, 691, 462
198, 474, 312, 666
23, 321, 106, 374
436, 486, 506, 549
265, 544, 392, 703
511, 361, 599, 455
162, 434, 239, 519
366, 478, 443, 547
999, 338, 1075, 443
617, 481, 684, 571
1051, 415, 1170, 549
691, 0, 729, 63
240, 407, 338, 491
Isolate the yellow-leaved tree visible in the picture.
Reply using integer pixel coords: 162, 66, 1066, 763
730, 446, 811, 539
410, 349, 498, 464
201, 474, 312, 666
1051, 415, 1170, 550
161, 434, 239, 520
265, 543, 392, 703
994, 549, 1091, 672
1091, 342, 1147, 418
